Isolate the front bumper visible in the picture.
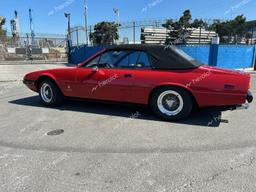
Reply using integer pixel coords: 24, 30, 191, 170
23, 79, 37, 92
23, 79, 35, 86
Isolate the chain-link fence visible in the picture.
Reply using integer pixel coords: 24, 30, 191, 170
69, 18, 256, 47
0, 33, 66, 47
70, 18, 172, 46
0, 33, 67, 61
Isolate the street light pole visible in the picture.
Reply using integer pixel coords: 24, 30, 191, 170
64, 12, 71, 41
113, 8, 120, 44
64, 12, 71, 56
113, 8, 120, 26
84, 0, 89, 45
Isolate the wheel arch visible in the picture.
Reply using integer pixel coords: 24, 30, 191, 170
35, 74, 62, 93
148, 83, 199, 109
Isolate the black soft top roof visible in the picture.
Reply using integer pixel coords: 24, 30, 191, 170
106, 44, 202, 70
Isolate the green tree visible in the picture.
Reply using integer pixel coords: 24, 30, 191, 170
90, 22, 119, 45
215, 21, 233, 43
210, 15, 249, 44
162, 10, 192, 44
230, 15, 246, 43
179, 10, 192, 29
190, 19, 208, 29
0, 16, 7, 42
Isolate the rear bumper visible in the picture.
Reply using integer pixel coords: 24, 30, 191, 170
232, 91, 253, 110
235, 103, 250, 110
246, 91, 253, 103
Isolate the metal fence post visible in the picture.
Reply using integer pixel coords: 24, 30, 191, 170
252, 45, 256, 70
199, 27, 201, 44
76, 28, 79, 46
89, 25, 92, 46
251, 27, 254, 45
208, 36, 219, 66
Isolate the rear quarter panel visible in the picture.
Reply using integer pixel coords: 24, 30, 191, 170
130, 66, 250, 107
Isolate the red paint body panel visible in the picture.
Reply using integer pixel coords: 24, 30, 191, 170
24, 62, 250, 108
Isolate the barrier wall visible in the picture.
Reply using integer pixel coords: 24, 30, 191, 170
69, 44, 256, 69
69, 45, 106, 64
177, 45, 210, 65
217, 45, 255, 69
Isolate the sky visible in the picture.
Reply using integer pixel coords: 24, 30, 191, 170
1, 0, 256, 35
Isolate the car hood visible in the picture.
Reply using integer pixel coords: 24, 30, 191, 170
24, 67, 76, 80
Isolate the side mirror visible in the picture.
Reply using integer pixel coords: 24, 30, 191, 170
92, 66, 99, 72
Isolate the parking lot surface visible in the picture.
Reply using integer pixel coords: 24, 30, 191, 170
0, 64, 256, 192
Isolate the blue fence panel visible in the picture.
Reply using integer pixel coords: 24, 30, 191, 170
178, 45, 210, 65
217, 45, 254, 69
69, 45, 105, 64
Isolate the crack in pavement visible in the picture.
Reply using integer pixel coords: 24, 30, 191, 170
169, 155, 256, 192
0, 80, 21, 83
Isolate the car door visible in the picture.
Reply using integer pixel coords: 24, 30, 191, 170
113, 50, 154, 103
75, 50, 133, 102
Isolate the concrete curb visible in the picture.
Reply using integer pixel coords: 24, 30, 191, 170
0, 60, 68, 65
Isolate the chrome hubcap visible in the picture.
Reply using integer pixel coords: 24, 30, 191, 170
157, 90, 183, 116
40, 83, 53, 103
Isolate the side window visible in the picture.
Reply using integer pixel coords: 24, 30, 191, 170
129, 52, 141, 66
117, 55, 129, 67
99, 51, 128, 65
85, 50, 151, 69
116, 51, 151, 69
116, 51, 137, 68
137, 52, 151, 68
98, 52, 112, 65
86, 55, 100, 67
85, 50, 128, 68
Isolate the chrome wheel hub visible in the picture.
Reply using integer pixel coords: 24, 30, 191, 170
40, 83, 53, 103
157, 90, 184, 116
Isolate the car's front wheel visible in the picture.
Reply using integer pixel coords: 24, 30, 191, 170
39, 79, 63, 106
150, 87, 193, 121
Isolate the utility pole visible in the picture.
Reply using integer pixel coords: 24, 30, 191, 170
133, 21, 136, 44
113, 8, 120, 44
29, 8, 36, 47
64, 13, 71, 41
113, 8, 120, 26
84, 0, 89, 45
64, 12, 71, 55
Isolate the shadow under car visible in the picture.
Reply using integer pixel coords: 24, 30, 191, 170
9, 95, 230, 127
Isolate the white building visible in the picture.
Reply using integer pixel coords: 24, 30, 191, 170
141, 27, 217, 44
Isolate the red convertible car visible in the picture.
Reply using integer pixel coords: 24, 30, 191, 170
23, 45, 253, 121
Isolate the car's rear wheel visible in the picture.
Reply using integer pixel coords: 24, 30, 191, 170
39, 79, 63, 106
150, 87, 193, 121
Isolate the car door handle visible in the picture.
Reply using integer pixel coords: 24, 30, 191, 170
124, 74, 133, 78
